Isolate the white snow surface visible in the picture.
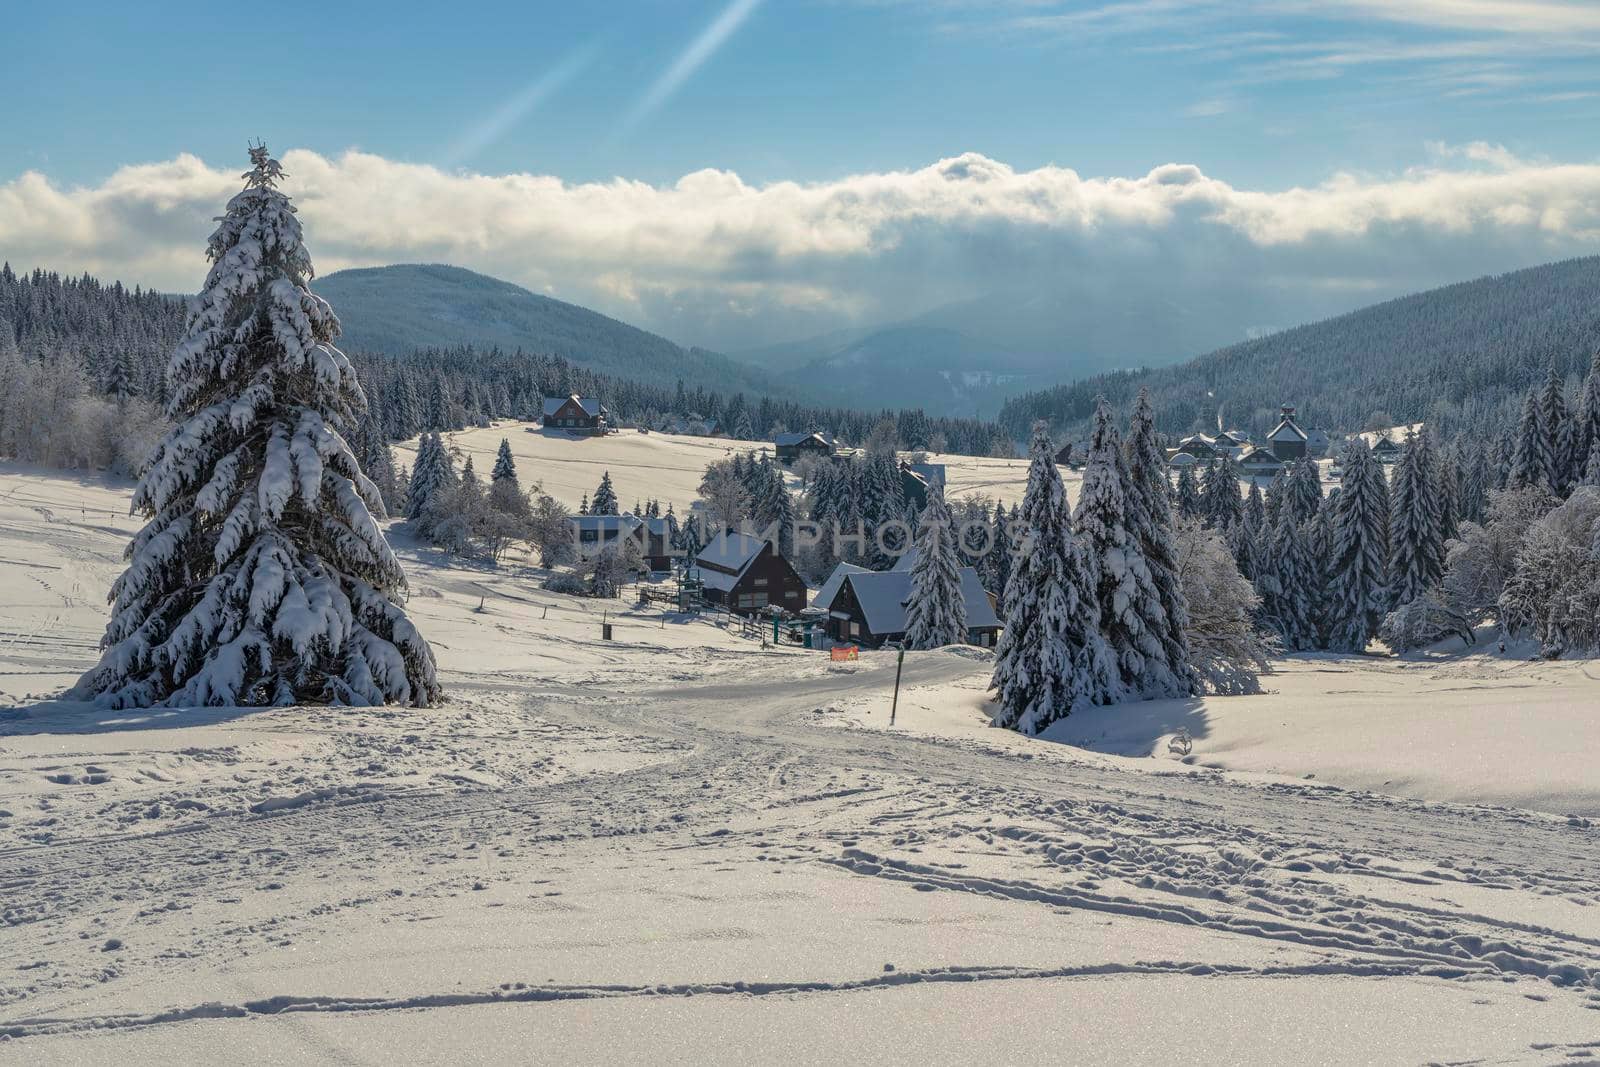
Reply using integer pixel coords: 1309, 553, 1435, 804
393, 421, 1044, 514
2, 462, 1599, 1064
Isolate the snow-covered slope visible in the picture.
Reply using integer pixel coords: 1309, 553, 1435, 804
394, 422, 1043, 513
3, 463, 1599, 1063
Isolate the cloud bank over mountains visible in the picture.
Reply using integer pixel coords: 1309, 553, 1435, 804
5, 145, 1600, 353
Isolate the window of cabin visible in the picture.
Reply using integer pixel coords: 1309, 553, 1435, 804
753, 578, 768, 587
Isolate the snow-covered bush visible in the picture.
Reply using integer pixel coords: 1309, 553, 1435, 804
1442, 484, 1559, 626
71, 146, 441, 709
1172, 515, 1275, 694
1499, 487, 1600, 656
1380, 588, 1473, 653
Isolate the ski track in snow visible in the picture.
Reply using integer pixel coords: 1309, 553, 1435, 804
1, 463, 1599, 1061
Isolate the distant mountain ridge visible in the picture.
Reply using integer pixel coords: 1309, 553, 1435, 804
995, 256, 1600, 442
313, 264, 777, 397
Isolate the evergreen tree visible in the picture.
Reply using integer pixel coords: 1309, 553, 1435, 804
903, 487, 967, 649
1259, 510, 1315, 650
1285, 457, 1322, 525
991, 423, 1115, 734
1326, 439, 1390, 651
1174, 465, 1202, 519
70, 146, 439, 709
1576, 349, 1600, 478
1389, 430, 1444, 608
1509, 389, 1555, 492
1076, 398, 1175, 697
1539, 361, 1571, 489
591, 471, 620, 515
1201, 457, 1243, 531
1122, 389, 1197, 696
491, 438, 517, 485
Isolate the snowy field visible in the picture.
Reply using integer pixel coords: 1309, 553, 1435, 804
3, 462, 1600, 1064
392, 421, 1042, 514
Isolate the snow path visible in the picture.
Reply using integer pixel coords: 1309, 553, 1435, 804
2, 464, 1599, 1062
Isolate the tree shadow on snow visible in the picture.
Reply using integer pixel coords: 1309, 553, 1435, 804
1035, 696, 1210, 758
0, 697, 289, 737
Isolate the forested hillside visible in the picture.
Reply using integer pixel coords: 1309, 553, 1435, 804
0, 265, 1011, 469
314, 264, 775, 397
997, 257, 1600, 440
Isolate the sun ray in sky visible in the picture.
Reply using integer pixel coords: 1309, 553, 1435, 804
443, 43, 601, 168
620, 0, 764, 133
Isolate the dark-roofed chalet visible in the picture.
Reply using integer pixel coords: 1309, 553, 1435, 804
693, 530, 807, 616
820, 566, 1002, 649
543, 394, 608, 435
1236, 445, 1284, 479
1268, 406, 1308, 461
572, 514, 674, 571
774, 431, 834, 464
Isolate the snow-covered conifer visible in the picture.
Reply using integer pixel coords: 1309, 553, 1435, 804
904, 487, 967, 649
1285, 457, 1322, 525
1326, 439, 1389, 651
72, 146, 439, 708
591, 471, 620, 515
1389, 430, 1444, 608
1122, 390, 1197, 696
991, 422, 1116, 734
491, 438, 517, 485
1201, 457, 1243, 531
1075, 399, 1178, 697
1174, 465, 1202, 519
1509, 389, 1554, 492
1259, 511, 1315, 650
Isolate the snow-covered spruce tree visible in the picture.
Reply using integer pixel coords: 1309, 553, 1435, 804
1509, 389, 1554, 492
1388, 430, 1444, 609
991, 422, 1116, 734
1122, 390, 1197, 696
1538, 361, 1572, 490
1075, 399, 1177, 697
491, 438, 517, 485
1285, 458, 1322, 525
903, 487, 967, 649
1258, 510, 1316, 650
1325, 439, 1389, 651
71, 146, 440, 709
1174, 465, 1202, 519
1201, 456, 1243, 531
1576, 350, 1600, 476
591, 470, 620, 515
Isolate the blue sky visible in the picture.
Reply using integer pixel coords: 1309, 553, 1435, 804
11, 0, 1599, 189
7, 1, 1600, 354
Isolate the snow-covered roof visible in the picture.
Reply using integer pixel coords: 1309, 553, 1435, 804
892, 548, 918, 572
1167, 452, 1199, 466
543, 394, 605, 418
833, 567, 1000, 636
1237, 446, 1282, 467
695, 530, 765, 578
905, 462, 946, 490
573, 514, 639, 533
774, 431, 833, 448
812, 562, 870, 610
1268, 418, 1308, 442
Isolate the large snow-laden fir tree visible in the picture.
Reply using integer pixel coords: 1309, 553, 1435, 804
1389, 429, 1444, 609
991, 422, 1117, 735
1075, 399, 1176, 698
1325, 438, 1389, 651
1123, 389, 1199, 697
71, 146, 440, 709
903, 486, 967, 649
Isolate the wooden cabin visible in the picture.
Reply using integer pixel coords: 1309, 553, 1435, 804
1236, 445, 1284, 480
774, 431, 835, 464
816, 562, 1002, 649
1268, 406, 1309, 461
543, 394, 608, 435
572, 514, 674, 571
693, 530, 807, 616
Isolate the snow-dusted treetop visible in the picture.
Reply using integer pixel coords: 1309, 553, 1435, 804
72, 145, 441, 709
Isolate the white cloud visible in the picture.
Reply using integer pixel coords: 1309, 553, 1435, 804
4, 145, 1600, 350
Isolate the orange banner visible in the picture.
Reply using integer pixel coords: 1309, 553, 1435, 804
830, 646, 859, 662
